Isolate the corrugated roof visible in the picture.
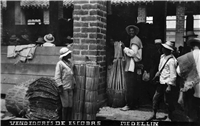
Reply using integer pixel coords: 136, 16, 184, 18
111, 0, 199, 5
167, 0, 200, 3
63, 0, 73, 7
111, 0, 154, 4
3, 0, 198, 9
20, 0, 73, 8
1, 0, 7, 8
167, 0, 199, 3
20, 0, 49, 8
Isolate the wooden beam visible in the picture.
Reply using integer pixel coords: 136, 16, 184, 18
49, 1, 63, 46
153, 1, 167, 41
0, 1, 2, 40
3, 1, 15, 34
14, 1, 26, 25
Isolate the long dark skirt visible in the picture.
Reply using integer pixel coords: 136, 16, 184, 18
125, 71, 140, 109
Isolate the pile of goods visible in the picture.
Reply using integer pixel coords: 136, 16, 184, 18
73, 64, 99, 120
5, 77, 61, 120
107, 42, 126, 107
5, 85, 29, 117
26, 77, 61, 120
5, 79, 36, 117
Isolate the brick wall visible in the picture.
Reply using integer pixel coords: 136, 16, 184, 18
0, 0, 3, 45
73, 0, 107, 108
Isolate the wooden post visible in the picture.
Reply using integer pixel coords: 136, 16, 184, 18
14, 1, 26, 25
175, 3, 185, 47
0, 0, 3, 45
153, 1, 167, 42
49, 1, 63, 45
43, 9, 49, 25
3, 1, 15, 34
137, 4, 146, 23
186, 13, 194, 32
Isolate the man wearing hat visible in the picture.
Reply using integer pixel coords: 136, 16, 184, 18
182, 31, 198, 54
149, 41, 178, 120
177, 38, 200, 122
42, 34, 56, 47
120, 25, 143, 111
55, 47, 75, 120
35, 37, 44, 46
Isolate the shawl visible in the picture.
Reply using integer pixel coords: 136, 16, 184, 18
177, 52, 200, 91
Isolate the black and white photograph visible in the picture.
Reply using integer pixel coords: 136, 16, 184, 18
0, 0, 200, 126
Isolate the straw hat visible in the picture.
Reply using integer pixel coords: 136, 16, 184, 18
44, 34, 55, 43
125, 25, 139, 35
59, 47, 72, 59
187, 38, 200, 47
162, 41, 174, 51
183, 31, 198, 38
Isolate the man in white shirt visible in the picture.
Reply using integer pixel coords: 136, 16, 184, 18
120, 25, 143, 111
177, 38, 200, 122
149, 41, 178, 120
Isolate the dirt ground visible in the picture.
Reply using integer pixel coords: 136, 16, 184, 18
96, 106, 170, 121
1, 98, 169, 121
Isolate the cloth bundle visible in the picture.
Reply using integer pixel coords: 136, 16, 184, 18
26, 77, 61, 120
7, 44, 37, 62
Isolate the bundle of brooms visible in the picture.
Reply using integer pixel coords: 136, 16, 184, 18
107, 42, 126, 107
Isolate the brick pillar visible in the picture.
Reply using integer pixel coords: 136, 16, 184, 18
0, 0, 3, 45
175, 3, 185, 47
137, 4, 146, 23
73, 0, 107, 108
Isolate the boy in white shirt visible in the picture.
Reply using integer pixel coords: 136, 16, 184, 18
149, 41, 178, 120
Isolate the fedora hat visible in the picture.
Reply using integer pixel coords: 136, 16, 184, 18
183, 31, 198, 38
36, 37, 44, 43
44, 34, 55, 43
59, 47, 72, 59
125, 25, 139, 35
162, 41, 174, 51
9, 35, 18, 41
187, 38, 200, 47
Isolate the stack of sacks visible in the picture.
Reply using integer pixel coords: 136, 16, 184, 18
26, 77, 61, 120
